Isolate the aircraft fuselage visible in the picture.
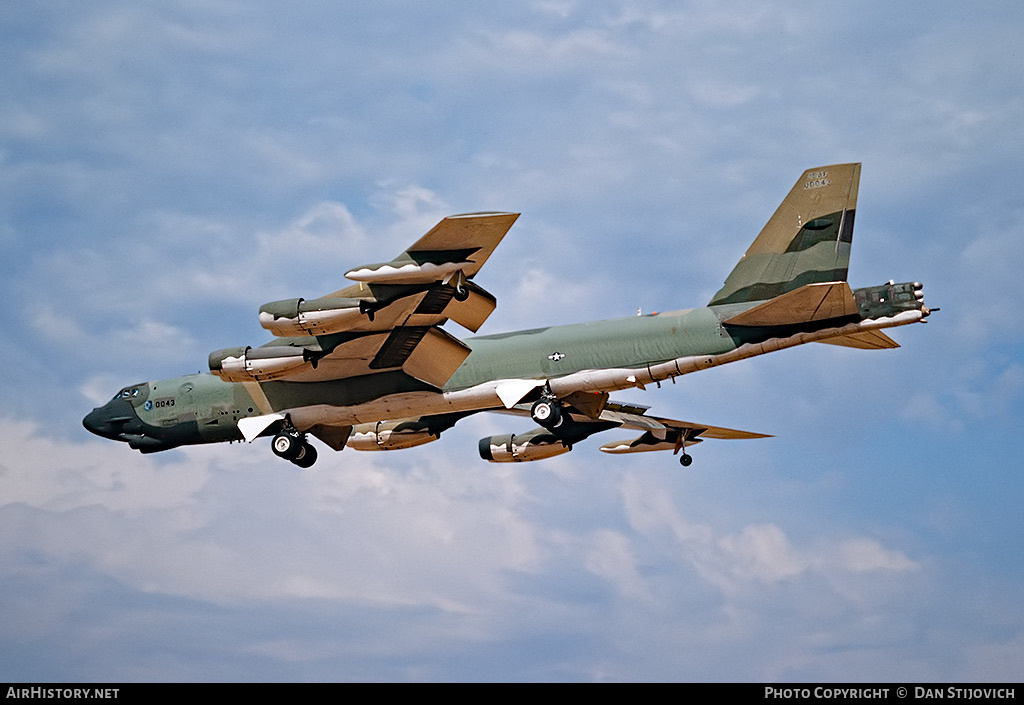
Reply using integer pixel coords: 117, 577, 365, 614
83, 282, 927, 454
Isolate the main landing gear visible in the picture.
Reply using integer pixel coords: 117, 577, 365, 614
529, 390, 582, 450
271, 422, 318, 468
530, 386, 697, 467
530, 396, 564, 430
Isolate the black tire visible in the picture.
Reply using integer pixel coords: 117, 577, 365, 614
272, 432, 301, 460
453, 286, 470, 302
531, 399, 562, 429
679, 453, 693, 467
292, 443, 318, 468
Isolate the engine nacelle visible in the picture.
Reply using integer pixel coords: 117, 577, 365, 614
209, 345, 314, 382
259, 296, 371, 337
347, 420, 440, 451
478, 428, 571, 463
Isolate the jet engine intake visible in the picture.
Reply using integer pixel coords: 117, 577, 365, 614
478, 428, 571, 462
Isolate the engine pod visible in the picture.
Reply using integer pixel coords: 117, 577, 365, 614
259, 297, 370, 337
346, 419, 440, 451
478, 428, 571, 462
209, 345, 314, 382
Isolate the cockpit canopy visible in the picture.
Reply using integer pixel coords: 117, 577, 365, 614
112, 384, 147, 402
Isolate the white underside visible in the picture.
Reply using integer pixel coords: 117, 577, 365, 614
277, 310, 924, 435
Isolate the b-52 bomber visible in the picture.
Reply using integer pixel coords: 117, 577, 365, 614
84, 164, 931, 467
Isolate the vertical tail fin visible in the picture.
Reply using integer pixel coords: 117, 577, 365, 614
709, 163, 861, 306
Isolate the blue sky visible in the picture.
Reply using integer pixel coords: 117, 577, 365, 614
1, 1, 1023, 682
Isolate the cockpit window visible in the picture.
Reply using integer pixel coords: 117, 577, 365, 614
114, 386, 142, 400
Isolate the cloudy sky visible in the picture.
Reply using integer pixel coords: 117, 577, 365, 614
2, 1, 1023, 682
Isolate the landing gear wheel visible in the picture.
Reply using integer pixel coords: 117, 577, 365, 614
291, 442, 318, 468
531, 399, 563, 430
451, 270, 470, 301
679, 453, 693, 467
272, 431, 302, 460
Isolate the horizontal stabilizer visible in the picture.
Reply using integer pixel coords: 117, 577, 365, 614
723, 281, 858, 327
817, 329, 900, 350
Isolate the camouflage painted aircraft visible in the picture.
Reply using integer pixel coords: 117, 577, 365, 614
84, 163, 932, 467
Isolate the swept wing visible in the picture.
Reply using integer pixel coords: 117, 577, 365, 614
210, 212, 518, 388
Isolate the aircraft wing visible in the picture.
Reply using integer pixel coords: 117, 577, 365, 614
210, 212, 518, 388
594, 402, 770, 454
499, 398, 769, 450
341, 211, 518, 284
478, 397, 769, 463
598, 420, 769, 455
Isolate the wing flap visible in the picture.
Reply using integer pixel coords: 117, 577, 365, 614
272, 325, 470, 387
400, 326, 472, 388
441, 282, 497, 332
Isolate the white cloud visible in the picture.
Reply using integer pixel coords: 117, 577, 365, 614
717, 523, 805, 584
0, 418, 209, 514
621, 474, 917, 598
80, 374, 129, 406
0, 417, 541, 609
833, 538, 919, 574
584, 528, 651, 601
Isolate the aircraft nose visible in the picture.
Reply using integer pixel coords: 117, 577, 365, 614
83, 402, 134, 440
83, 406, 112, 438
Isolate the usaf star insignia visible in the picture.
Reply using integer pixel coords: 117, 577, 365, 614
548, 351, 566, 362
